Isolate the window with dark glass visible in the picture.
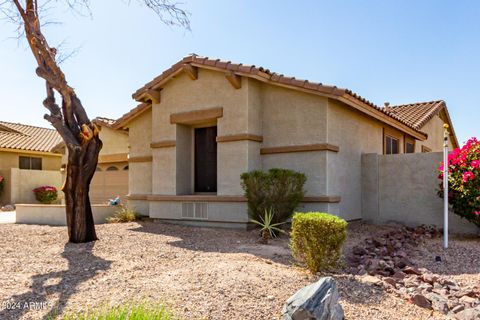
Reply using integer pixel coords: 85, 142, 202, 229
385, 136, 399, 155
19, 156, 42, 170
405, 142, 415, 154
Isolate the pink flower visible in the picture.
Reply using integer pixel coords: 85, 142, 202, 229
474, 211, 480, 216
471, 160, 480, 169
463, 171, 475, 182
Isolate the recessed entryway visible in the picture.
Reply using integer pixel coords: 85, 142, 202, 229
194, 126, 217, 193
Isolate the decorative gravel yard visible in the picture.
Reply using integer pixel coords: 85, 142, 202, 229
0, 221, 478, 320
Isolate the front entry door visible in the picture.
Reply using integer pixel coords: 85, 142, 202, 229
194, 126, 217, 192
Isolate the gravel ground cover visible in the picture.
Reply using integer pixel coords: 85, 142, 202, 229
0, 221, 477, 320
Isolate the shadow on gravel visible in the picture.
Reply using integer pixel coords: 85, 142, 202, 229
335, 276, 388, 306
130, 221, 293, 265
0, 242, 111, 320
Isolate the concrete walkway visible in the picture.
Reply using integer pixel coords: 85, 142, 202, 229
0, 211, 16, 224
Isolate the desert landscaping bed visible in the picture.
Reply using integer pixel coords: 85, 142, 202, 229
0, 221, 478, 320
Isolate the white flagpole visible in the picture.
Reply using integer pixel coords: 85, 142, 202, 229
443, 124, 449, 249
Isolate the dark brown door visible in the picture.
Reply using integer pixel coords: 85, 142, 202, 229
195, 126, 217, 192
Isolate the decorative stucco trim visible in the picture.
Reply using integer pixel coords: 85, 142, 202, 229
216, 134, 263, 143
260, 143, 339, 155
302, 196, 341, 203
148, 195, 247, 202
128, 194, 341, 203
128, 155, 153, 163
170, 107, 223, 125
127, 194, 149, 200
98, 153, 129, 164
150, 140, 176, 148
0, 148, 62, 157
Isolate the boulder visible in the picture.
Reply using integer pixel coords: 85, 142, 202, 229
0, 204, 15, 212
282, 277, 344, 320
411, 294, 432, 309
455, 307, 480, 320
426, 292, 450, 314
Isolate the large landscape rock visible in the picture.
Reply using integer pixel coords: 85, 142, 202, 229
455, 307, 480, 320
282, 277, 344, 320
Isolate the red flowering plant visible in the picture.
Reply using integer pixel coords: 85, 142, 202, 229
0, 175, 4, 196
32, 186, 58, 204
438, 137, 480, 228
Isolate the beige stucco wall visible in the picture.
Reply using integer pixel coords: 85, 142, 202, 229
326, 99, 407, 220
127, 109, 152, 205
98, 126, 129, 156
261, 84, 328, 147
362, 152, 477, 234
415, 113, 455, 153
16, 204, 116, 225
8, 168, 62, 204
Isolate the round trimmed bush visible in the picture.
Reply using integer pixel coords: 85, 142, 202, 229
290, 212, 347, 272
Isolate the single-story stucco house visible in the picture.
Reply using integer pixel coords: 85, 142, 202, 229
113, 54, 459, 228
0, 121, 63, 205
57, 117, 130, 204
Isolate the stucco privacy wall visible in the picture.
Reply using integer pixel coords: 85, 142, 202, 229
0, 168, 11, 205
7, 168, 62, 204
16, 204, 115, 225
362, 152, 478, 234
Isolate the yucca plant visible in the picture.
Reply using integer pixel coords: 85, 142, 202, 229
250, 208, 287, 244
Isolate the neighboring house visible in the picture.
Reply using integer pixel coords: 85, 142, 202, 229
384, 100, 458, 153
114, 54, 459, 228
0, 121, 62, 205
57, 117, 130, 204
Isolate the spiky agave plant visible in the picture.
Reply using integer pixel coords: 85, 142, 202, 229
250, 208, 287, 244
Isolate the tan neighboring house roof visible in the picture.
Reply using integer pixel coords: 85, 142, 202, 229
0, 121, 62, 153
93, 117, 117, 128
114, 54, 428, 140
385, 100, 459, 148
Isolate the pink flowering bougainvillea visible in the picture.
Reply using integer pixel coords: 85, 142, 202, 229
438, 137, 480, 227
33, 186, 58, 204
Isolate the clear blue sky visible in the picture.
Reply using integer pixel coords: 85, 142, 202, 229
0, 1, 478, 144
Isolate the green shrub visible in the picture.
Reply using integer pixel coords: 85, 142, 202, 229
59, 302, 173, 320
240, 168, 306, 223
290, 212, 347, 272
106, 205, 139, 223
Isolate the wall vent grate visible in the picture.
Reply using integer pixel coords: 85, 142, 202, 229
181, 202, 208, 220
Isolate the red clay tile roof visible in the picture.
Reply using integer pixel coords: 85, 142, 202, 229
385, 100, 459, 148
117, 54, 431, 139
385, 100, 445, 130
0, 121, 62, 153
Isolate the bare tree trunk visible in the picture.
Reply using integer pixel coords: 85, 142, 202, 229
64, 134, 102, 243
8, 0, 103, 242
